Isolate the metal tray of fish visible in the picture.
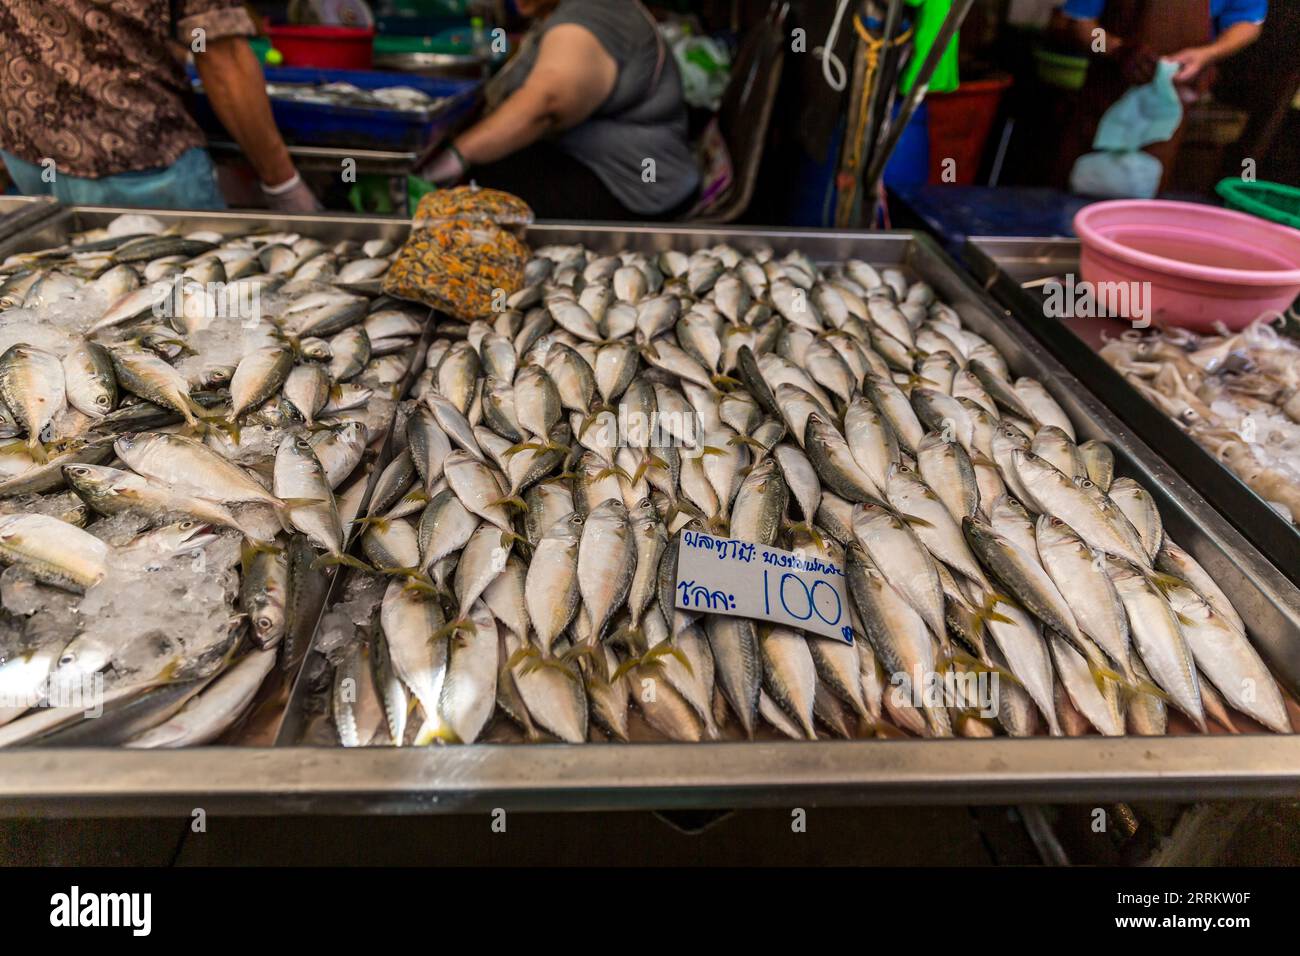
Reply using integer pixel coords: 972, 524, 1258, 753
964, 236, 1300, 587
0, 213, 1298, 817
0, 195, 59, 246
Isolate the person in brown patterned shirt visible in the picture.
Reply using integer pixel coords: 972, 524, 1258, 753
0, 0, 319, 211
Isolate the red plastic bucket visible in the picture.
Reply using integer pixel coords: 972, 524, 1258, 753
927, 75, 1012, 185
267, 26, 375, 70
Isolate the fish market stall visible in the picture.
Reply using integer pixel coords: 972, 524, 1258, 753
191, 67, 481, 212
966, 237, 1300, 589
0, 209, 1297, 816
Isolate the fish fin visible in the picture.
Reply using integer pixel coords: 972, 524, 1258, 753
594, 465, 631, 483
976, 592, 1016, 627
1145, 569, 1189, 595
642, 641, 694, 677
901, 513, 934, 529
412, 715, 455, 746
1122, 678, 1172, 704
727, 434, 767, 451
699, 445, 727, 457
504, 440, 542, 456
488, 494, 528, 512
609, 656, 640, 682
628, 458, 650, 486
351, 515, 392, 532
26, 435, 47, 464
1085, 658, 1127, 696
310, 552, 372, 572
526, 656, 582, 683
433, 617, 475, 641
711, 373, 742, 390
507, 644, 540, 669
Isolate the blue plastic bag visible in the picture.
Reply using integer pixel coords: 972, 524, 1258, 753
1093, 59, 1183, 152
1069, 150, 1164, 200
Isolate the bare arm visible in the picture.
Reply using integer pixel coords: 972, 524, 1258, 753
452, 24, 618, 165
193, 36, 295, 186
1171, 22, 1262, 82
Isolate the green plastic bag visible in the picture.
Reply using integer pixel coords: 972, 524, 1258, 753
901, 0, 960, 95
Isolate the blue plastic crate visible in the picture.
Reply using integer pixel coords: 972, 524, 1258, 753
190, 66, 481, 152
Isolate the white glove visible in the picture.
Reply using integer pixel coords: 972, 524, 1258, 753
262, 171, 323, 213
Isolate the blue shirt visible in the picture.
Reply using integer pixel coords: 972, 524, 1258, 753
1060, 0, 1267, 35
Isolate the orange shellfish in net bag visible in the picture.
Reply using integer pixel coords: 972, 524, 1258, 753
384, 187, 534, 322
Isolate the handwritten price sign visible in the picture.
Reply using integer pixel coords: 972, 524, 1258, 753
674, 530, 853, 644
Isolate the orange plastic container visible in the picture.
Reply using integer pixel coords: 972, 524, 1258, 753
926, 75, 1012, 185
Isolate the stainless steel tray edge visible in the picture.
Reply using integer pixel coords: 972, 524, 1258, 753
1, 736, 1299, 816
0, 195, 60, 245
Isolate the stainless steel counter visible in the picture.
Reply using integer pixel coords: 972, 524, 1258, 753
0, 209, 1295, 814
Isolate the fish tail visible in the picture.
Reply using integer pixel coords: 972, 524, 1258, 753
433, 616, 476, 641
412, 715, 456, 746
1121, 677, 1172, 704
973, 592, 1016, 628
26, 434, 47, 464
1144, 568, 1189, 595
310, 551, 372, 573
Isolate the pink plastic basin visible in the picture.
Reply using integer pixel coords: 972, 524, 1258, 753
1073, 199, 1300, 332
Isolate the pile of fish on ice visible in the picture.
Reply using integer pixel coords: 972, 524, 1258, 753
297, 241, 1293, 747
0, 213, 417, 747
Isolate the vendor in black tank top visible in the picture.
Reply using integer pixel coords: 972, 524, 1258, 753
418, 0, 700, 221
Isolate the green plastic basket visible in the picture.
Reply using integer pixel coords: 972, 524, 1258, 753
1217, 178, 1300, 231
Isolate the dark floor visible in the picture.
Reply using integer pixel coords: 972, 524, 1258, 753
2, 802, 1298, 866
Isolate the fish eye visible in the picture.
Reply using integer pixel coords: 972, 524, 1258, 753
95, 395, 110, 406
180, 521, 195, 530
262, 425, 275, 433
1081, 480, 1094, 489
256, 616, 273, 631
638, 497, 651, 508
570, 514, 585, 525
296, 438, 311, 449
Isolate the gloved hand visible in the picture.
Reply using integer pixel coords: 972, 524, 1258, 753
417, 147, 469, 186
1116, 41, 1160, 86
262, 172, 323, 213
